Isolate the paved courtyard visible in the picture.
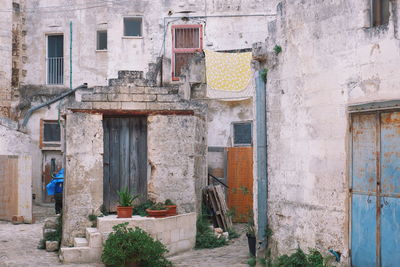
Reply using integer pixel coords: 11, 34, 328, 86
0, 204, 249, 267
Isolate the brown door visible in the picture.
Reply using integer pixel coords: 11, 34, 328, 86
42, 152, 62, 203
227, 147, 253, 223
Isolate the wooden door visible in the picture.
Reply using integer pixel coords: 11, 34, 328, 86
103, 117, 147, 212
227, 147, 253, 223
42, 151, 62, 203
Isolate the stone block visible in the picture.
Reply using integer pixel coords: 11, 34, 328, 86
175, 239, 192, 253
157, 94, 181, 102
86, 228, 102, 248
131, 94, 156, 102
81, 94, 108, 102
11, 215, 24, 224
91, 102, 111, 109
44, 216, 58, 229
107, 93, 132, 102
120, 102, 146, 110
60, 247, 102, 263
145, 87, 170, 95
46, 241, 59, 252
74, 237, 89, 247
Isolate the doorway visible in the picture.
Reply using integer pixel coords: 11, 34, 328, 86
103, 117, 147, 212
350, 111, 400, 267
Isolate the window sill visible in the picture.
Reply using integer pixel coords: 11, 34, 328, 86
96, 49, 108, 52
122, 36, 143, 39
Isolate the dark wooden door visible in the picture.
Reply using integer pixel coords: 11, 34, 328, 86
103, 117, 147, 212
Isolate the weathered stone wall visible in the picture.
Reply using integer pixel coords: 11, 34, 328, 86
147, 115, 206, 213
0, 0, 13, 117
21, 0, 275, 88
63, 112, 103, 246
261, 0, 400, 262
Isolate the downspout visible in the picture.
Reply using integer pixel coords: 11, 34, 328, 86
22, 84, 87, 127
69, 21, 72, 89
255, 70, 268, 248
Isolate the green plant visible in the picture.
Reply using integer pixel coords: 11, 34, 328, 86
274, 248, 335, 267
117, 187, 139, 207
274, 45, 282, 54
101, 223, 171, 267
164, 199, 176, 205
227, 228, 240, 239
88, 213, 97, 227
260, 68, 268, 83
195, 204, 227, 249
247, 256, 257, 267
100, 204, 109, 216
38, 214, 62, 250
246, 212, 256, 237
149, 202, 167, 210
133, 200, 154, 216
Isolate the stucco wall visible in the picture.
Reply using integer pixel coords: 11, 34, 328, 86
263, 0, 400, 261
147, 115, 207, 213
22, 0, 274, 88
0, 0, 13, 117
63, 112, 103, 246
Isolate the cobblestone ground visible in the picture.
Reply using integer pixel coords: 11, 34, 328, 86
0, 204, 250, 267
168, 224, 249, 267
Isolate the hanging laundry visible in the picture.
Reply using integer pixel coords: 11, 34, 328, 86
204, 49, 254, 100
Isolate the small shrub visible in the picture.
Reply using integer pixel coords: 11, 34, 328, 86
247, 256, 257, 267
101, 223, 171, 267
273, 248, 335, 267
227, 228, 240, 239
260, 68, 268, 83
195, 205, 227, 249
164, 199, 176, 205
133, 200, 154, 216
149, 202, 167, 210
117, 187, 138, 207
38, 214, 62, 251
88, 214, 97, 227
274, 45, 282, 54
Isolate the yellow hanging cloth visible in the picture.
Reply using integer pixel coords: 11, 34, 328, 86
204, 49, 253, 100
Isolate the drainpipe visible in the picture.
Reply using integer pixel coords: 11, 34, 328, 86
21, 84, 87, 128
255, 70, 268, 248
69, 21, 72, 89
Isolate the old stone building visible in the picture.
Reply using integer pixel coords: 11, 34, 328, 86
0, 0, 273, 263
252, 0, 400, 266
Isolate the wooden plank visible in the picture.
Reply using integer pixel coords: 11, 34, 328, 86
119, 118, 130, 191
129, 118, 139, 196
138, 117, 148, 199
0, 156, 19, 221
109, 118, 121, 212
103, 119, 110, 211
227, 147, 253, 223
215, 185, 232, 229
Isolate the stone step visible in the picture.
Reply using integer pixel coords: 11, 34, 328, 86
74, 237, 89, 247
59, 246, 102, 263
86, 227, 103, 248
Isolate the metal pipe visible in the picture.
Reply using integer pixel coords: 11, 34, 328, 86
255, 70, 268, 248
69, 21, 72, 89
22, 83, 87, 127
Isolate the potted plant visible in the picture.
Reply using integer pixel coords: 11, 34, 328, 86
164, 199, 177, 216
146, 202, 168, 218
117, 187, 138, 218
101, 222, 171, 267
246, 214, 256, 257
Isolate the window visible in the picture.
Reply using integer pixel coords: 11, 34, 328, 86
372, 0, 390, 26
97, 30, 107, 50
233, 122, 252, 146
124, 17, 142, 37
46, 35, 63, 85
172, 25, 202, 81
40, 120, 61, 148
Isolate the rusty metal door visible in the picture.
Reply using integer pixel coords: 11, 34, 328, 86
351, 112, 400, 267
103, 117, 147, 212
227, 147, 253, 223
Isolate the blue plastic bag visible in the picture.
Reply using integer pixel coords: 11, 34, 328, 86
46, 168, 64, 196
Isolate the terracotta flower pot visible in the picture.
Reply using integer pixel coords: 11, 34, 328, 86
117, 206, 133, 218
166, 205, 177, 216
146, 209, 168, 218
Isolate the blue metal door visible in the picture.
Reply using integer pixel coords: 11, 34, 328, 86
351, 112, 400, 267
